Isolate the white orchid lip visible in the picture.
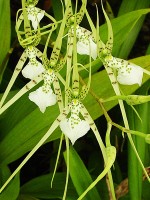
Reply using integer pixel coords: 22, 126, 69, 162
60, 118, 90, 145
117, 64, 143, 86
77, 38, 97, 60
22, 59, 45, 79
27, 5, 45, 30
59, 99, 90, 144
22, 46, 45, 79
71, 26, 97, 60
106, 57, 144, 86
29, 86, 57, 113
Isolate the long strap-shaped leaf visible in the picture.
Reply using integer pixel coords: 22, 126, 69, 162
0, 106, 70, 193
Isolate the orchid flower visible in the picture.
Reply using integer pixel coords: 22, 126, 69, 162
29, 85, 57, 113
97, 4, 146, 86
28, 1, 76, 113
29, 69, 57, 113
22, 46, 45, 79
76, 7, 147, 86
60, 99, 90, 144
65, 0, 97, 59
59, 85, 116, 198
73, 25, 97, 60
104, 55, 144, 86
0, 17, 60, 113
15, 0, 57, 49
75, 23, 144, 85
27, 4, 45, 30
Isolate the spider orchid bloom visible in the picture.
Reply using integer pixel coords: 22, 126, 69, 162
22, 46, 45, 79
29, 70, 57, 113
96, 3, 144, 86
73, 26, 97, 60
104, 55, 144, 86
27, 4, 45, 30
60, 99, 90, 144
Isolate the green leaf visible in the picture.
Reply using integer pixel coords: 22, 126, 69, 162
0, 86, 61, 164
63, 146, 101, 199
118, 0, 150, 16
0, 0, 11, 83
99, 9, 150, 58
20, 173, 77, 199
51, 0, 63, 21
142, 180, 150, 199
18, 195, 40, 200
0, 166, 20, 200
117, 0, 150, 58
127, 81, 150, 199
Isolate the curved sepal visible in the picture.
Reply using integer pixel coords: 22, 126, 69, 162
77, 146, 116, 200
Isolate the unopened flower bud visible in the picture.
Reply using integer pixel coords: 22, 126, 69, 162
126, 95, 150, 105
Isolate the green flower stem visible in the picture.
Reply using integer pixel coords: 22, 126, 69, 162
18, 20, 60, 35
101, 95, 127, 102
20, 29, 53, 46
44, 12, 57, 23
51, 133, 64, 188
62, 137, 70, 200
80, 78, 147, 140
105, 122, 112, 147
112, 122, 146, 138
79, 77, 112, 123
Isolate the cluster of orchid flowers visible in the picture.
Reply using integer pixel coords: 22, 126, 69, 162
0, 0, 150, 199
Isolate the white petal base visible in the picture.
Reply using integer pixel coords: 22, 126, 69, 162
107, 57, 144, 86
27, 7, 45, 30
77, 38, 97, 60
22, 61, 45, 79
117, 65, 143, 86
60, 119, 90, 144
29, 87, 57, 113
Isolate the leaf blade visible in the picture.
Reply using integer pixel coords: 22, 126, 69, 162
64, 146, 101, 199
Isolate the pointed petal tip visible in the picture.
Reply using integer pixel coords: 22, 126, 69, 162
22, 61, 45, 79
29, 86, 57, 112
